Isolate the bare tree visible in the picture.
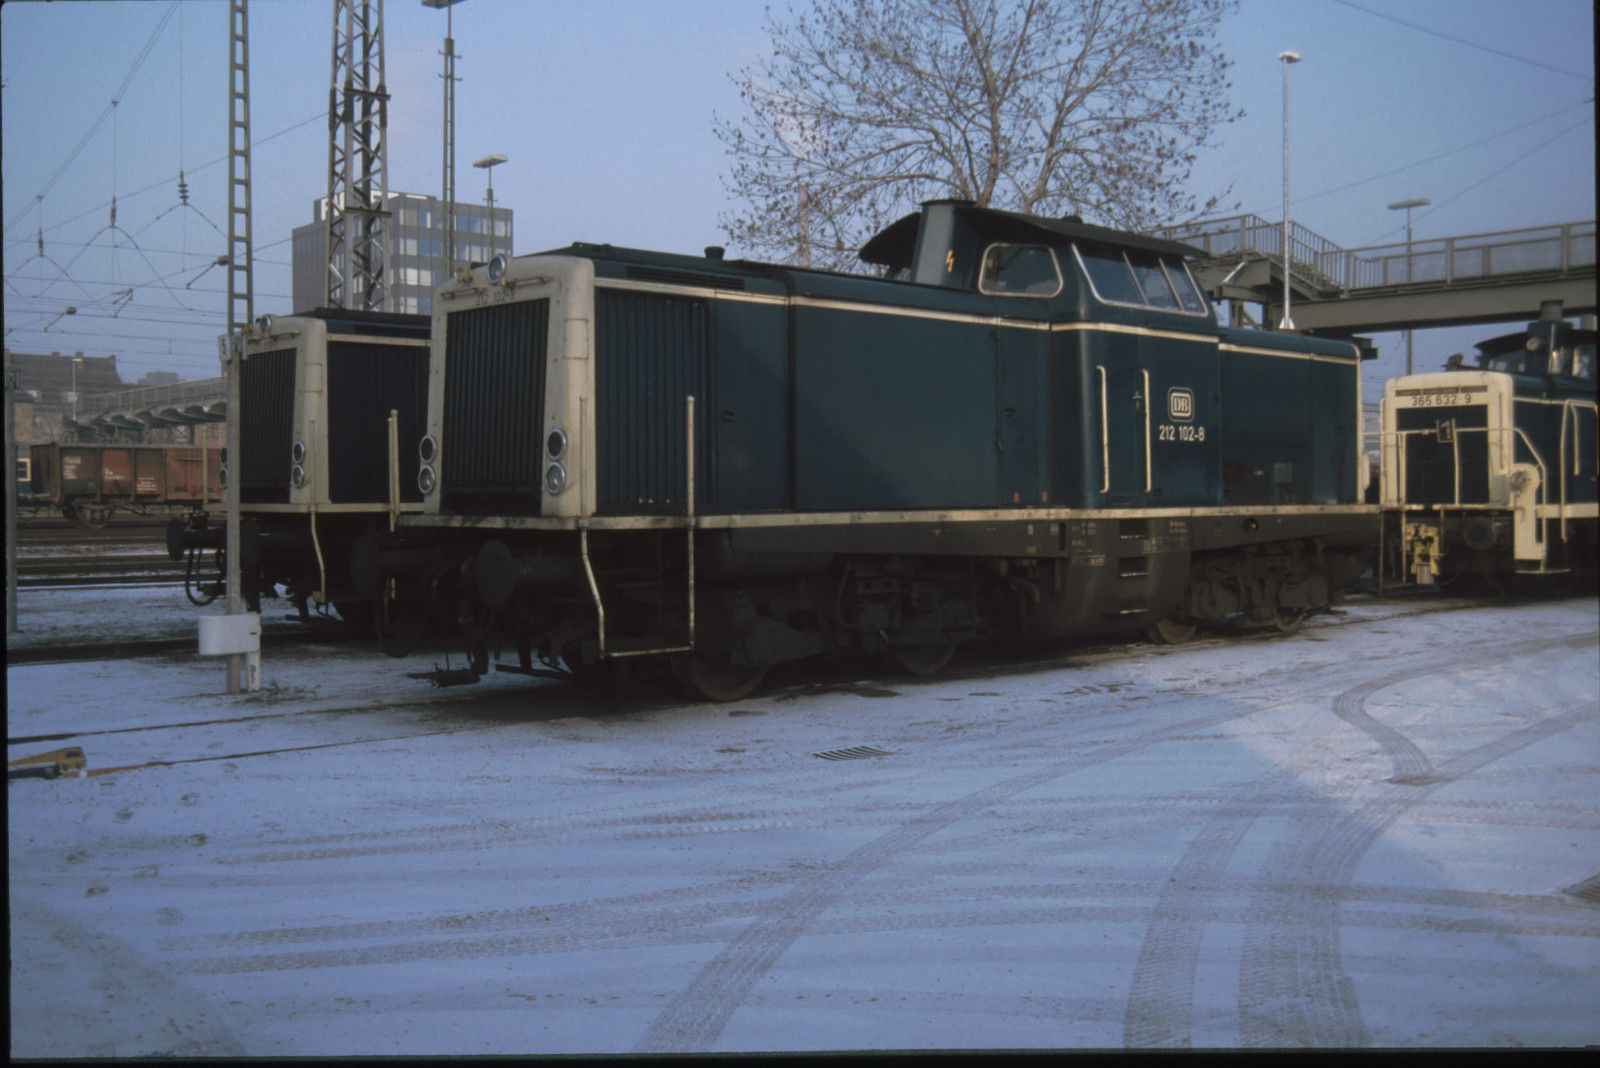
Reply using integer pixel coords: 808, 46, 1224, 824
717, 0, 1240, 271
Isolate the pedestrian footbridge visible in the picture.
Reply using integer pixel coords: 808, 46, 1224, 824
1154, 215, 1596, 335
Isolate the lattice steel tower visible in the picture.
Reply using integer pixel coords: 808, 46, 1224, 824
323, 0, 390, 310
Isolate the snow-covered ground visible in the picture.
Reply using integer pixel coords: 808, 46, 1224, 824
8, 586, 1599, 1055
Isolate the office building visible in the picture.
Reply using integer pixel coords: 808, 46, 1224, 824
291, 191, 512, 315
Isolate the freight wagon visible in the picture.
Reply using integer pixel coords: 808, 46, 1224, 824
28, 442, 223, 527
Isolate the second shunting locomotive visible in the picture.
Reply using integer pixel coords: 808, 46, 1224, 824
329, 199, 1376, 699
1380, 309, 1597, 586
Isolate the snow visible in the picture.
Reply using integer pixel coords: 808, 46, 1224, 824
8, 585, 1600, 1055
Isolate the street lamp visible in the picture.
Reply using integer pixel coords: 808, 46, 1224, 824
423, 0, 467, 280
69, 352, 83, 426
473, 152, 506, 262
1388, 197, 1430, 374
1278, 50, 1301, 331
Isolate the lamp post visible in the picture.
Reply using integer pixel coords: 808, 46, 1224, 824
1388, 197, 1430, 374
423, 0, 467, 281
69, 352, 83, 426
1277, 50, 1301, 331
473, 152, 506, 262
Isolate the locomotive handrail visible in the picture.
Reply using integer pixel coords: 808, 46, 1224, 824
1141, 369, 1153, 494
686, 394, 697, 652
309, 416, 328, 607
580, 395, 698, 661
1096, 366, 1110, 494
1510, 425, 1551, 562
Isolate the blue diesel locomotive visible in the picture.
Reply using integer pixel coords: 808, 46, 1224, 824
341, 200, 1376, 699
1379, 309, 1597, 586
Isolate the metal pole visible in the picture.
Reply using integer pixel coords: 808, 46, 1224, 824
5, 352, 18, 634
1277, 50, 1300, 332
1388, 197, 1430, 375
225, 336, 243, 694
423, 1, 466, 281
225, 0, 254, 693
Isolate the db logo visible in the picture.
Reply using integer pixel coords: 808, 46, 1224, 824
1167, 387, 1195, 422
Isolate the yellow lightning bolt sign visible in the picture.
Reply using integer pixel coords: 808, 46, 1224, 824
946, 250, 955, 273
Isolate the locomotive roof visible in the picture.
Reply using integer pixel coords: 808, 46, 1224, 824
859, 201, 1206, 270
288, 306, 432, 337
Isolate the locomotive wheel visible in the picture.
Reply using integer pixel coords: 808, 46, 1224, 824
1272, 608, 1308, 634
376, 597, 426, 658
672, 653, 767, 703
334, 601, 375, 633
1146, 616, 1198, 646
890, 642, 957, 676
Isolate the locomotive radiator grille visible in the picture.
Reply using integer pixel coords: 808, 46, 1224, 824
441, 299, 550, 514
239, 348, 296, 504
326, 341, 429, 504
1396, 404, 1490, 504
595, 290, 714, 513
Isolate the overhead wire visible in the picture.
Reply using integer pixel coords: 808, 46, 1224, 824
1295, 99, 1594, 207
3, 1, 180, 238
1322, 0, 1594, 82
1360, 114, 1595, 244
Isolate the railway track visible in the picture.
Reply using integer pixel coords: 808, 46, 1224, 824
12, 515, 208, 587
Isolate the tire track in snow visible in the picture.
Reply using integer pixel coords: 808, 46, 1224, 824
628, 695, 1293, 1054
1236, 693, 1597, 1048
1122, 629, 1595, 1048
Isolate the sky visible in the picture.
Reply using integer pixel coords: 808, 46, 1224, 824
2, 0, 1594, 396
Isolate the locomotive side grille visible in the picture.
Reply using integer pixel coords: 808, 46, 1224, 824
326, 341, 430, 503
1396, 404, 1490, 504
441, 299, 549, 513
239, 347, 296, 503
595, 290, 714, 513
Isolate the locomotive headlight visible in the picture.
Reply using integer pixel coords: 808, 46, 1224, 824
418, 464, 437, 495
291, 464, 306, 488
486, 253, 508, 284
546, 427, 567, 461
291, 440, 306, 464
418, 434, 437, 464
544, 461, 567, 495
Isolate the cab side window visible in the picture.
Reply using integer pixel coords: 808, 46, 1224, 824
1073, 244, 1208, 316
1076, 246, 1144, 305
978, 244, 1063, 297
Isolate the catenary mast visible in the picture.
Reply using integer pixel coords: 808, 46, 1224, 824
324, 0, 391, 310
